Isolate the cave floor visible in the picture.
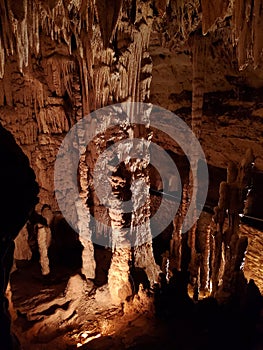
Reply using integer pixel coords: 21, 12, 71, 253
7, 221, 263, 350
8, 255, 263, 350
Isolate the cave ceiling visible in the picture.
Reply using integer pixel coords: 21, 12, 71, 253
0, 0, 263, 177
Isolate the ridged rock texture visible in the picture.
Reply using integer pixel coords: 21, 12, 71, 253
0, 0, 157, 298
1, 3, 263, 346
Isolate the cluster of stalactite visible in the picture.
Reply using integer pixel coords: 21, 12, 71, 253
201, 0, 263, 69
166, 22, 257, 300
0, 0, 157, 301
170, 147, 255, 301
0, 0, 154, 200
161, 0, 263, 300
0, 0, 154, 112
154, 0, 263, 70
155, 0, 201, 50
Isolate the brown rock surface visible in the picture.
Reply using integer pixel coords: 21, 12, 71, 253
0, 1, 263, 348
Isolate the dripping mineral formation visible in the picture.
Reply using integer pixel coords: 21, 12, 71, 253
0, 0, 263, 349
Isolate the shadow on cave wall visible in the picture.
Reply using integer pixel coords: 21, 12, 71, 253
10, 210, 85, 309
81, 271, 263, 350
0, 122, 39, 349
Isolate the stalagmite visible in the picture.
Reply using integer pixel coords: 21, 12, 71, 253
211, 207, 224, 295
199, 215, 211, 294
14, 224, 32, 261
37, 224, 52, 276
212, 149, 255, 301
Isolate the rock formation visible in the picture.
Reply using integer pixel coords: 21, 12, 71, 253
0, 0, 263, 349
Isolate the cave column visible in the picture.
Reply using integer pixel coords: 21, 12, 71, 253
132, 120, 160, 284
106, 105, 160, 302
188, 32, 207, 298
77, 152, 96, 279
107, 127, 134, 303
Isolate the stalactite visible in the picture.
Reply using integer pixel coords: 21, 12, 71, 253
78, 57, 91, 115
1, 68, 12, 106
37, 224, 52, 276
30, 1, 40, 55
191, 32, 207, 139
201, 0, 230, 35
164, 0, 200, 50
95, 0, 123, 48
45, 56, 75, 99
154, 0, 169, 16
20, 121, 38, 145
0, 0, 154, 114
36, 106, 69, 134
0, 37, 5, 79
0, 0, 14, 57
252, 0, 263, 68
233, 0, 263, 69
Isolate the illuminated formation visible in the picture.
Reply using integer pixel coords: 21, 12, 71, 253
0, 1, 263, 349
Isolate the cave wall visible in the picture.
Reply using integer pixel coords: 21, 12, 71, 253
1, 0, 263, 304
